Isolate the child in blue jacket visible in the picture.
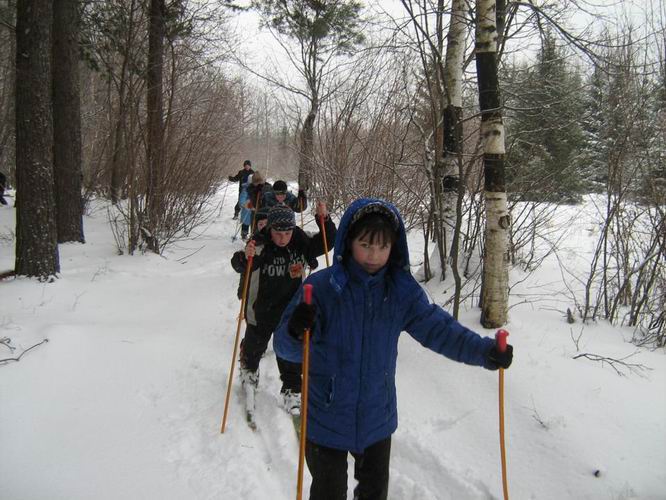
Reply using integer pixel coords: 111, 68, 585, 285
274, 198, 513, 500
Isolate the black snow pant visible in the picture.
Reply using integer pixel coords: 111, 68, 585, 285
240, 322, 302, 393
0, 173, 7, 206
305, 436, 392, 500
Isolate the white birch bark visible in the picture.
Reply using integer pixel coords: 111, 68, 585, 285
442, 0, 466, 256
476, 0, 509, 327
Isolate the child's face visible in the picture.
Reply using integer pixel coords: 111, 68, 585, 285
351, 235, 391, 274
257, 219, 267, 231
270, 228, 293, 247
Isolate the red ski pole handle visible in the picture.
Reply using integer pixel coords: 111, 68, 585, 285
495, 329, 509, 353
303, 283, 313, 305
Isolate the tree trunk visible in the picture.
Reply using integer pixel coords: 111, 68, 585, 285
443, 0, 466, 317
299, 98, 317, 191
15, 0, 60, 278
476, 0, 509, 327
53, 0, 84, 243
146, 0, 165, 253
109, 0, 139, 205
0, 0, 16, 174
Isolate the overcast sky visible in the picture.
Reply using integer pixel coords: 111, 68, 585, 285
228, 0, 661, 87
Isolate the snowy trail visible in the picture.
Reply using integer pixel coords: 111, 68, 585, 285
1, 187, 665, 499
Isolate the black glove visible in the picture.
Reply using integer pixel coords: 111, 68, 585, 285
228, 175, 234, 181
288, 303, 316, 340
485, 344, 513, 370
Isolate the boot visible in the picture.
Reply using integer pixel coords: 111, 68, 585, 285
240, 368, 259, 415
281, 389, 301, 416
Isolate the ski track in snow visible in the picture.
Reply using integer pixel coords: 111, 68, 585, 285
1, 187, 665, 499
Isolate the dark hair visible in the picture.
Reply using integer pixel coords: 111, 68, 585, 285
347, 212, 397, 247
243, 159, 252, 167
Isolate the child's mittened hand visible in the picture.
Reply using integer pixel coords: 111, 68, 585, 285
288, 303, 317, 340
245, 240, 256, 258
316, 201, 328, 219
485, 344, 514, 370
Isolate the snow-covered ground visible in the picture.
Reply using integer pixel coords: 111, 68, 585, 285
0, 185, 664, 500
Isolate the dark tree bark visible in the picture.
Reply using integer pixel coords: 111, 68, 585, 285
15, 0, 60, 278
53, 0, 84, 243
146, 0, 165, 253
298, 101, 317, 191
0, 0, 17, 175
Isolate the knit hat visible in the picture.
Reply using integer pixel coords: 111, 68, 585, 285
350, 201, 400, 231
255, 206, 270, 222
272, 180, 288, 194
268, 205, 296, 231
243, 159, 252, 167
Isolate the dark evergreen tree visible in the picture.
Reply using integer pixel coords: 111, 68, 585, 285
15, 0, 60, 278
503, 30, 586, 202
53, 0, 85, 243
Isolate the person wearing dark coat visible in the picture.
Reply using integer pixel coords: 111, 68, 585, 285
230, 203, 336, 416
262, 179, 308, 212
232, 206, 270, 298
0, 172, 8, 206
228, 159, 254, 219
244, 171, 272, 213
275, 198, 514, 500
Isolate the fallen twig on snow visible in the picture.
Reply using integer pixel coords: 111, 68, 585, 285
0, 338, 49, 365
572, 351, 651, 377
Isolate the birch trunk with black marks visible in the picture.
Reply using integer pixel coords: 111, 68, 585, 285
476, 0, 509, 327
15, 0, 60, 278
443, 0, 466, 316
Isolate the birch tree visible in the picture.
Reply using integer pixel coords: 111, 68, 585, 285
442, 0, 466, 316
476, 0, 509, 327
399, 0, 458, 283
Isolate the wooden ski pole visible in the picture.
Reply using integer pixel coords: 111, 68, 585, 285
250, 191, 261, 234
296, 284, 313, 500
220, 250, 254, 434
496, 329, 510, 500
319, 211, 330, 268
299, 196, 304, 229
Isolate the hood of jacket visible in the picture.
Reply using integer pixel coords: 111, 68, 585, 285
330, 198, 410, 292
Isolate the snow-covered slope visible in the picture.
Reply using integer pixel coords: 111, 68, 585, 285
0, 186, 664, 499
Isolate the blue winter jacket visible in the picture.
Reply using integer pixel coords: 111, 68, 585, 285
274, 198, 496, 453
238, 182, 252, 227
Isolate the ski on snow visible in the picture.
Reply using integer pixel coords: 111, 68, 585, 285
242, 382, 257, 431
291, 414, 301, 440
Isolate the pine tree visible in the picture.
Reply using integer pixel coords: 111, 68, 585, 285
503, 30, 586, 202
15, 0, 60, 278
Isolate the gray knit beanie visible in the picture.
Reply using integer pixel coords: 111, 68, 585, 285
268, 205, 295, 231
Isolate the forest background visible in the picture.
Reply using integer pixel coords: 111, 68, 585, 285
0, 0, 664, 343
